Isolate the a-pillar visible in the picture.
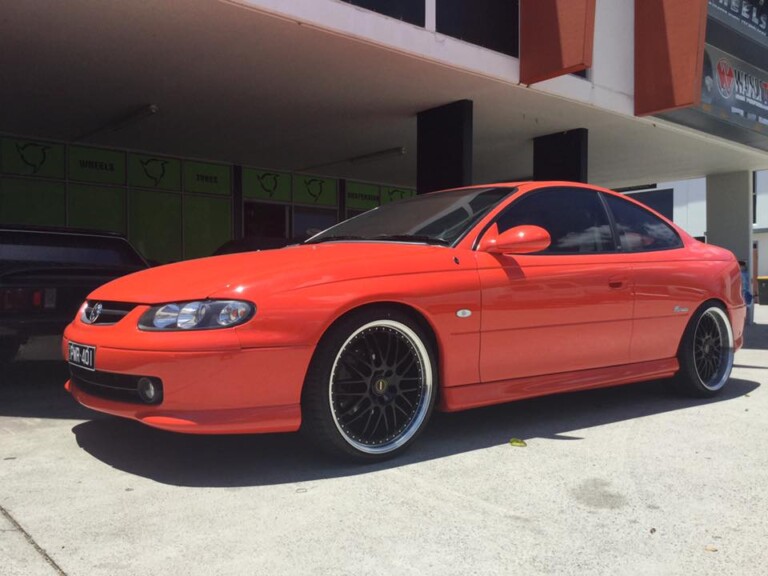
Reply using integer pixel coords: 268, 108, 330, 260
417, 100, 473, 194
533, 129, 589, 182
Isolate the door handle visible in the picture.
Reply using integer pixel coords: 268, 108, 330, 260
608, 278, 626, 289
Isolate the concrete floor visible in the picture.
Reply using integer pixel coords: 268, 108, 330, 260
1, 310, 767, 576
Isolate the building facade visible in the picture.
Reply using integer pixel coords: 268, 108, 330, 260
1, 0, 767, 271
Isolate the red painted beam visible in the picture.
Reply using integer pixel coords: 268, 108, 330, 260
520, 0, 596, 85
635, 0, 708, 116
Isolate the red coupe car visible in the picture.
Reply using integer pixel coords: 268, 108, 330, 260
63, 182, 745, 461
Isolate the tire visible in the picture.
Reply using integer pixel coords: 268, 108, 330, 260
673, 303, 735, 397
302, 308, 437, 462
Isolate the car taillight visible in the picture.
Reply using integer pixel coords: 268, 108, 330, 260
1, 288, 47, 311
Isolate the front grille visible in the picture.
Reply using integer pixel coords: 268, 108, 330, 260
83, 301, 136, 325
70, 365, 163, 405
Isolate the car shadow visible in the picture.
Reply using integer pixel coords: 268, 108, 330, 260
71, 377, 759, 488
744, 317, 768, 350
0, 360, 92, 420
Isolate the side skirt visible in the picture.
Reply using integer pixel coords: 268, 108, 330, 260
439, 358, 679, 412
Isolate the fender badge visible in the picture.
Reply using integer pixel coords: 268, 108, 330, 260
456, 309, 472, 318
673, 306, 689, 314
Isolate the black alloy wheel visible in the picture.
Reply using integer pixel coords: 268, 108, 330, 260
302, 309, 436, 461
674, 304, 734, 397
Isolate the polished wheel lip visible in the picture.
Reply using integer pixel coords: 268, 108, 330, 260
693, 307, 734, 391
328, 319, 433, 455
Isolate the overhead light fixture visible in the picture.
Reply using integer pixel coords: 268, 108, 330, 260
299, 146, 406, 172
74, 104, 160, 141
349, 146, 406, 165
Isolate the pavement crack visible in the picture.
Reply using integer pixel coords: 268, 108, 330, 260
0, 504, 68, 576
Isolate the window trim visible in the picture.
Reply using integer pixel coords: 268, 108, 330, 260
600, 191, 683, 253
472, 186, 619, 256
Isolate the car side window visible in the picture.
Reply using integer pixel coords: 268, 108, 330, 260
603, 194, 683, 252
495, 188, 614, 254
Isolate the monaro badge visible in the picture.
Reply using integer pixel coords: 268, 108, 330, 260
86, 303, 103, 324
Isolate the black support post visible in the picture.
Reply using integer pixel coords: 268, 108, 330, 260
533, 128, 589, 183
417, 100, 473, 194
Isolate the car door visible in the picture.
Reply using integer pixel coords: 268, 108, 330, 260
476, 187, 634, 383
600, 192, 703, 364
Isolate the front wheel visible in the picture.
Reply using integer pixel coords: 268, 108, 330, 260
302, 309, 437, 462
673, 304, 735, 397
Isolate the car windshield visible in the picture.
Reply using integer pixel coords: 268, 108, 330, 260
307, 187, 511, 246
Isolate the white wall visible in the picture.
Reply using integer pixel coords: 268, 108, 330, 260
755, 233, 768, 277
756, 170, 768, 230
232, 0, 637, 116
668, 178, 707, 238
755, 171, 768, 277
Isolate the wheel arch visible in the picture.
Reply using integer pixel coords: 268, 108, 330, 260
676, 297, 729, 354
301, 301, 442, 400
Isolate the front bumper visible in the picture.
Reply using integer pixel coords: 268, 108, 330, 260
730, 304, 746, 351
63, 335, 313, 434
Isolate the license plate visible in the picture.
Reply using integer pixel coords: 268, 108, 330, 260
68, 342, 95, 371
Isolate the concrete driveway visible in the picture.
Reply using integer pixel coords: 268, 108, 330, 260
2, 311, 767, 576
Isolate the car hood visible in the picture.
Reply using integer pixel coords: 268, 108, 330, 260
88, 242, 459, 303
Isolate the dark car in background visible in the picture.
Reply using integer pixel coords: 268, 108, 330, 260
0, 227, 147, 363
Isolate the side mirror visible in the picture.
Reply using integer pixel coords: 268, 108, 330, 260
479, 224, 551, 255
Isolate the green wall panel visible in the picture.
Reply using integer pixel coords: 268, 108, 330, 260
346, 181, 381, 211
293, 175, 338, 207
1, 138, 65, 179
381, 186, 416, 204
67, 184, 126, 234
183, 161, 231, 195
128, 153, 181, 191
129, 189, 182, 264
183, 195, 232, 259
68, 146, 126, 185
243, 168, 291, 202
0, 178, 66, 226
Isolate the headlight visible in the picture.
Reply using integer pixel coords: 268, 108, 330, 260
138, 300, 255, 331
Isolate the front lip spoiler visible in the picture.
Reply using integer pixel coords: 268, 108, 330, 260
66, 379, 302, 434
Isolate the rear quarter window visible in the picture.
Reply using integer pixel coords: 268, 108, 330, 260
603, 194, 683, 252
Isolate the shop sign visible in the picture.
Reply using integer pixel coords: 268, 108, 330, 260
708, 0, 768, 48
1, 138, 66, 179
380, 187, 416, 204
701, 44, 768, 136
243, 168, 291, 202
68, 146, 126, 185
128, 153, 181, 191
292, 175, 338, 207
346, 182, 380, 211
183, 161, 231, 195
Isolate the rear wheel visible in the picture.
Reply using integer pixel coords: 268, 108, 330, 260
302, 308, 437, 462
673, 304, 734, 397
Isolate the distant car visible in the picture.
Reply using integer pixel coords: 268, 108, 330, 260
63, 182, 745, 461
0, 227, 147, 363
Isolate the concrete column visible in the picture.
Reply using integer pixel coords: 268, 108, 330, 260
533, 128, 589, 182
706, 171, 753, 262
417, 100, 473, 194
706, 171, 754, 322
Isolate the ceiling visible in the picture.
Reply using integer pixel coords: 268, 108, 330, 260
1, 0, 767, 189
